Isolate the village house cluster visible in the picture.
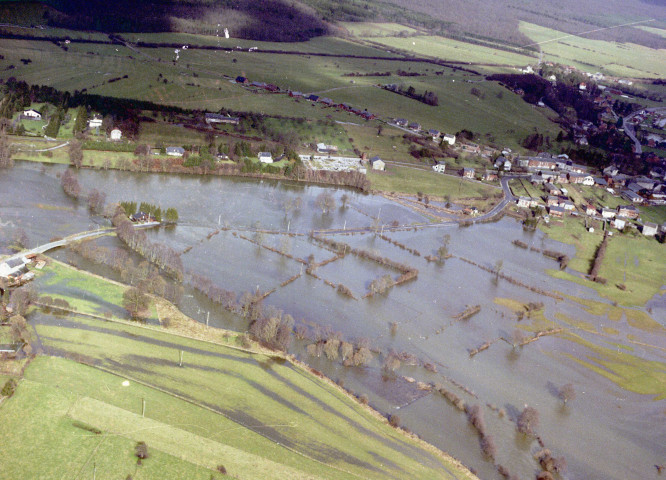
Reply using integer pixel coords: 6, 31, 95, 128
507, 152, 666, 237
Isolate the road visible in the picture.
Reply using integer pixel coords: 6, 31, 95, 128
1, 223, 160, 264
622, 107, 666, 156
314, 175, 520, 236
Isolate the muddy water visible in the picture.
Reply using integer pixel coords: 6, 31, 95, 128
3, 162, 665, 480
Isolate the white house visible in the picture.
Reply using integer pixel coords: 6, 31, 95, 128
612, 218, 626, 230
432, 163, 446, 173
88, 116, 103, 128
517, 196, 537, 208
166, 147, 185, 157
22, 109, 42, 120
442, 134, 456, 145
369, 156, 385, 171
601, 208, 616, 219
0, 257, 29, 279
258, 152, 273, 164
642, 222, 658, 236
110, 128, 122, 141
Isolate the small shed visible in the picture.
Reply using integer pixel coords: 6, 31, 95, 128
110, 128, 122, 141
369, 156, 385, 171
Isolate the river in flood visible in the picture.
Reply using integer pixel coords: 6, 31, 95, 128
2, 162, 664, 480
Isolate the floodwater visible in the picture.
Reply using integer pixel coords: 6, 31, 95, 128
2, 162, 665, 480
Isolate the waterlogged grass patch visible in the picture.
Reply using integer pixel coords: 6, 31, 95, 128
623, 309, 663, 332
555, 312, 596, 333
562, 333, 666, 400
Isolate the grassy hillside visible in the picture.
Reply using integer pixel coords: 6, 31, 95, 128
2, 320, 471, 479
0, 32, 563, 150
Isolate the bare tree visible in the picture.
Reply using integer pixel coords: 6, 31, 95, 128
0, 125, 13, 169
87, 189, 106, 214
68, 139, 83, 168
122, 287, 150, 319
517, 406, 539, 434
559, 383, 576, 405
315, 192, 335, 215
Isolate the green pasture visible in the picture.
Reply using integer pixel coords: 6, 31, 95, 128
36, 260, 159, 321
636, 25, 666, 39
543, 217, 666, 306
327, 79, 562, 150
341, 22, 419, 37
1, 35, 562, 152
366, 35, 536, 66
121, 32, 397, 57
638, 206, 666, 225
14, 144, 136, 168
368, 166, 500, 201
343, 123, 415, 161
519, 22, 666, 78
14, 316, 467, 479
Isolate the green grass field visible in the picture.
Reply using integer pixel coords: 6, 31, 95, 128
368, 166, 500, 201
0, 31, 562, 151
519, 22, 666, 78
3, 320, 470, 480
36, 260, 159, 321
542, 217, 666, 306
365, 35, 536, 66
340, 22, 419, 37
636, 25, 666, 39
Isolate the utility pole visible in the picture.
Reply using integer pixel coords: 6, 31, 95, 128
206, 311, 210, 328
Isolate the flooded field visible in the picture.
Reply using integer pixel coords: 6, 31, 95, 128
2, 162, 665, 480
